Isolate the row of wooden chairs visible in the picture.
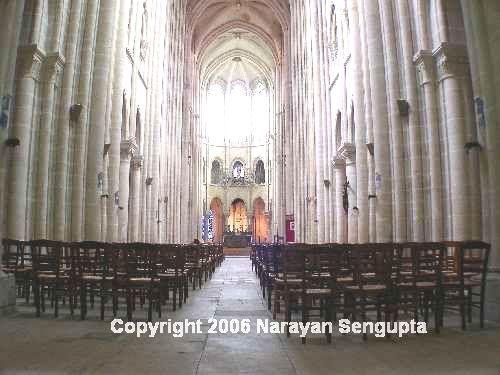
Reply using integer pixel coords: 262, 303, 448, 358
251, 241, 490, 343
2, 239, 224, 321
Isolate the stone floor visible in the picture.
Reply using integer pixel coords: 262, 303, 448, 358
1, 257, 500, 374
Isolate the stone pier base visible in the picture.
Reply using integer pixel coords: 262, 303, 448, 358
0, 273, 16, 314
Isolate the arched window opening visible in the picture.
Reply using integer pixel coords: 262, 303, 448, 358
228, 81, 250, 143
207, 82, 225, 144
209, 198, 224, 243
252, 81, 269, 144
228, 198, 248, 232
252, 197, 268, 243
233, 161, 244, 179
211, 160, 222, 184
255, 160, 265, 184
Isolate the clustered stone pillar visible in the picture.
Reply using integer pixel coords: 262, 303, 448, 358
7, 45, 44, 240
460, 0, 500, 269
34, 54, 64, 239
107, 0, 129, 242
71, 0, 99, 241
363, 0, 392, 242
53, 0, 84, 241
84, 0, 117, 241
434, 44, 470, 241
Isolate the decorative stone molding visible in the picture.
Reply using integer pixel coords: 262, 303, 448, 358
120, 138, 138, 160
131, 155, 144, 170
42, 53, 65, 83
17, 44, 45, 81
332, 155, 346, 169
432, 43, 469, 81
338, 142, 356, 163
413, 50, 434, 86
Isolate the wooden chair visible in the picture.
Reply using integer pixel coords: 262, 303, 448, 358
121, 243, 160, 322
2, 239, 32, 303
442, 241, 491, 329
343, 243, 398, 340
395, 242, 446, 333
72, 241, 116, 320
31, 240, 76, 318
157, 244, 187, 314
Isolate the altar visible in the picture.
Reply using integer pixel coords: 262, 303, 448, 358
223, 231, 252, 248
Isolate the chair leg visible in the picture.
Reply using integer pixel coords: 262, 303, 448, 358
126, 287, 133, 321
434, 294, 441, 335
178, 280, 183, 309
54, 288, 59, 318
172, 281, 177, 311
267, 285, 272, 311
112, 288, 118, 317
301, 297, 308, 344
147, 288, 153, 322
361, 295, 367, 341
100, 288, 105, 321
325, 300, 332, 344
34, 280, 40, 317
69, 287, 75, 317
80, 286, 87, 320
480, 291, 486, 329
467, 287, 473, 324
41, 286, 46, 313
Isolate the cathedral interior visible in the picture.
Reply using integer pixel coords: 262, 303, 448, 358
0, 0, 500, 374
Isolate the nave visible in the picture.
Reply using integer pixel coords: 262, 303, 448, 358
1, 256, 500, 375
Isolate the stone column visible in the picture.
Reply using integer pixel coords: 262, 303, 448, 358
84, 0, 117, 240
461, 0, 500, 269
433, 44, 470, 240
34, 53, 64, 239
397, 0, 425, 241
7, 45, 44, 240
107, 0, 130, 242
52, 0, 84, 241
129, 155, 143, 242
363, 0, 392, 242
118, 140, 137, 242
414, 51, 444, 241
70, 0, 99, 241
355, 0, 372, 243
333, 156, 347, 243
0, 0, 25, 248
380, 0, 406, 242
341, 144, 357, 243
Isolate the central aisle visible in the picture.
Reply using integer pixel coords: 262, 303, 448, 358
191, 256, 297, 374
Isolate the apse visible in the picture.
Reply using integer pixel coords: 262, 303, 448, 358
186, 0, 289, 242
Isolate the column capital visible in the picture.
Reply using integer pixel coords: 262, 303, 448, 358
42, 53, 65, 83
17, 44, 45, 81
432, 43, 469, 81
131, 155, 144, 170
413, 50, 435, 85
120, 138, 138, 160
338, 142, 356, 163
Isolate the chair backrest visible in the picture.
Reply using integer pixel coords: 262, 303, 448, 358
120, 242, 158, 278
159, 244, 185, 274
72, 241, 114, 279
350, 243, 396, 287
30, 240, 71, 279
2, 239, 29, 271
459, 241, 491, 289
